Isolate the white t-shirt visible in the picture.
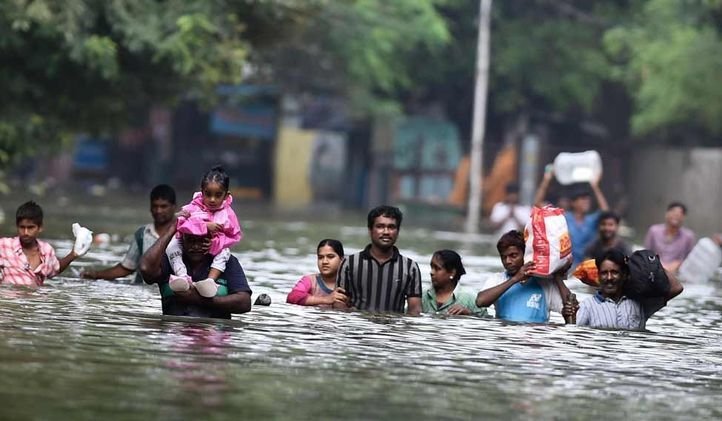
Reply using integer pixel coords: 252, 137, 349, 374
489, 202, 531, 236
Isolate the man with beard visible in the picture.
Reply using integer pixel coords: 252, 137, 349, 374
334, 205, 422, 315
644, 202, 696, 272
584, 211, 632, 262
83, 184, 177, 283
0, 201, 83, 286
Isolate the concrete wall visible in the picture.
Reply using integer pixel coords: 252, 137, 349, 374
627, 147, 722, 238
273, 127, 315, 207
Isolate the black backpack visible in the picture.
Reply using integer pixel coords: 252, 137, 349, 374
624, 250, 670, 299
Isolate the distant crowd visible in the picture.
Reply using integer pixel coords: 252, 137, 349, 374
2, 165, 717, 331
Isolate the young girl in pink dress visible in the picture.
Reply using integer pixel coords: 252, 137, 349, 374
167, 166, 242, 294
287, 239, 345, 308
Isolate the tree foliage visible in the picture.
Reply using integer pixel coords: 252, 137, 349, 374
2, 0, 721, 170
0, 0, 317, 165
400, 0, 722, 143
387, 0, 622, 143
253, 0, 451, 116
604, 0, 722, 136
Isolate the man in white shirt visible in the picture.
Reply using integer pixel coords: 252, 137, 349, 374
489, 183, 531, 237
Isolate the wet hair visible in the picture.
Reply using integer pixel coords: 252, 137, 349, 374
594, 249, 629, 279
150, 184, 176, 204
667, 201, 687, 214
496, 230, 525, 254
16, 201, 43, 226
598, 210, 620, 225
201, 165, 230, 192
432, 249, 466, 285
367, 205, 403, 229
317, 239, 344, 258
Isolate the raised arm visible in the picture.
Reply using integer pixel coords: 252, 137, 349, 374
139, 220, 177, 284
57, 250, 79, 275
665, 269, 684, 301
533, 166, 554, 207
589, 174, 609, 211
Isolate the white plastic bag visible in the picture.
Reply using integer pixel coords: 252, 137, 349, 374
524, 206, 572, 276
71, 223, 93, 256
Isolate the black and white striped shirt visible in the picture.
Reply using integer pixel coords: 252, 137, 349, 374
337, 245, 422, 313
576, 292, 645, 330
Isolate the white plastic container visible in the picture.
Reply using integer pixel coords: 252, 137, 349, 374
678, 237, 722, 282
553, 150, 602, 185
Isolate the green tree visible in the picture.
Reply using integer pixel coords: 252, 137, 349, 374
604, 0, 722, 138
253, 0, 451, 116
394, 1, 624, 144
0, 0, 318, 166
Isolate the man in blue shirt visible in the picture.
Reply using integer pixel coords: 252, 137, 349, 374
477, 230, 572, 323
535, 168, 609, 266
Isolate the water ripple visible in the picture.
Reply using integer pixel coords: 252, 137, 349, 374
0, 223, 721, 420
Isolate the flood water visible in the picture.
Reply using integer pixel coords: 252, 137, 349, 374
1, 199, 721, 420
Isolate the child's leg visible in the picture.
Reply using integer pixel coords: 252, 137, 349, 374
207, 248, 231, 280
166, 237, 188, 277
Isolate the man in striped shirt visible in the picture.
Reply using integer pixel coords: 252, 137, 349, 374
567, 249, 683, 330
334, 205, 422, 315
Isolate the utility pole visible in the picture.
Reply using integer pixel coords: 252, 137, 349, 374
465, 0, 492, 234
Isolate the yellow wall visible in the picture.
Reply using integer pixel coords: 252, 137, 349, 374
273, 127, 315, 207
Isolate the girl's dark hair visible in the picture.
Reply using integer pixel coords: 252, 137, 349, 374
317, 239, 344, 258
433, 249, 466, 285
496, 230, 525, 254
201, 165, 230, 192
595, 249, 629, 279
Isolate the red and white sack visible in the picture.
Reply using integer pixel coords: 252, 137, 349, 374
523, 206, 572, 277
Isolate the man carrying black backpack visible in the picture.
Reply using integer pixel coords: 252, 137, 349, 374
562, 249, 683, 330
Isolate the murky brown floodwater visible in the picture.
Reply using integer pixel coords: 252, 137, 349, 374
0, 199, 720, 420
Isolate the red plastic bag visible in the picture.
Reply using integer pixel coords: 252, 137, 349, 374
524, 206, 572, 277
